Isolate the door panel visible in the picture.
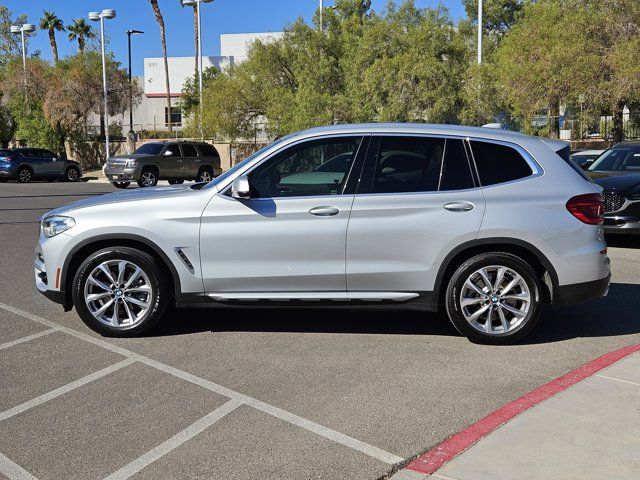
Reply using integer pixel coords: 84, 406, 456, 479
346, 190, 485, 293
346, 135, 485, 295
181, 143, 199, 177
200, 194, 353, 293
158, 145, 183, 178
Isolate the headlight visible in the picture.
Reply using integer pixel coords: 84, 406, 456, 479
41, 216, 75, 238
125, 159, 138, 168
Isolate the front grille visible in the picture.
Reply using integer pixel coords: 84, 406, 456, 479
603, 193, 625, 213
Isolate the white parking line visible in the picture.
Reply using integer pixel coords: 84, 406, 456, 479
0, 301, 404, 466
595, 374, 640, 387
104, 398, 243, 480
0, 451, 38, 480
0, 329, 57, 351
0, 358, 136, 422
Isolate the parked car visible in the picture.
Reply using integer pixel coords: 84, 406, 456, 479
35, 124, 610, 344
569, 149, 605, 169
0, 148, 82, 183
587, 141, 640, 235
103, 141, 222, 188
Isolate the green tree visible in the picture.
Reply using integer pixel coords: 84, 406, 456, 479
495, 0, 599, 138
39, 10, 64, 64
67, 18, 95, 54
0, 6, 28, 65
181, 66, 219, 116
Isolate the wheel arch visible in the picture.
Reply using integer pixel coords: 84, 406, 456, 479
61, 234, 181, 307
434, 238, 559, 308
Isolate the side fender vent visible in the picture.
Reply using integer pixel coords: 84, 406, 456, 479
174, 247, 195, 274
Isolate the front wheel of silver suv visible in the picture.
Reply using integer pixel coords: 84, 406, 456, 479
445, 252, 542, 345
72, 247, 169, 337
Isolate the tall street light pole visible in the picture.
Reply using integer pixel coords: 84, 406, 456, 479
477, 0, 483, 64
182, 0, 213, 142
126, 29, 144, 145
10, 23, 36, 102
89, 9, 116, 163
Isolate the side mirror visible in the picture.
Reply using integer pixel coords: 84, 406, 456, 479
231, 175, 251, 199
163, 149, 174, 157
581, 161, 593, 171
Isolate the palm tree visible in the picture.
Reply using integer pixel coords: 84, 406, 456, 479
67, 18, 95, 54
179, 0, 200, 82
39, 11, 64, 63
148, 0, 173, 132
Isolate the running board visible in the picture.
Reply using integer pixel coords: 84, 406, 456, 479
206, 292, 419, 302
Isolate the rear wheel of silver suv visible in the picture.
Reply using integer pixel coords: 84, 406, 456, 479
72, 247, 169, 337
445, 252, 542, 345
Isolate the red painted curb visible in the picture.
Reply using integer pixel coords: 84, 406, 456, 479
406, 344, 640, 475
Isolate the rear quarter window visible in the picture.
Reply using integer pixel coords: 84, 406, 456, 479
469, 141, 533, 186
198, 144, 219, 158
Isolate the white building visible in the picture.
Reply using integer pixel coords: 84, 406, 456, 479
111, 32, 283, 134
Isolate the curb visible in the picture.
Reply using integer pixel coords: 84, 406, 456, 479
391, 344, 640, 478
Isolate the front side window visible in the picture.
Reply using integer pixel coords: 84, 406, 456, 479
163, 145, 179, 157
470, 141, 533, 186
361, 136, 474, 194
249, 136, 363, 198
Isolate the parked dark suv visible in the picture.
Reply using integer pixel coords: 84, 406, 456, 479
103, 141, 222, 188
0, 148, 82, 183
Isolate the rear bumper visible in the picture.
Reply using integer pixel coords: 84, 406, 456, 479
554, 273, 611, 306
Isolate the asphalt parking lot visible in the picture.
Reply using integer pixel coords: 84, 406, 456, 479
1, 181, 639, 480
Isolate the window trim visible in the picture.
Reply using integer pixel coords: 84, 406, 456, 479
356, 133, 479, 196
222, 134, 368, 200
465, 137, 543, 189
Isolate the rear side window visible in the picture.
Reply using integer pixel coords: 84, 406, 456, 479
470, 141, 533, 186
198, 144, 218, 158
361, 136, 474, 194
181, 144, 197, 157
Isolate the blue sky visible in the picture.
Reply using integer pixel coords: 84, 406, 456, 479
4, 0, 466, 76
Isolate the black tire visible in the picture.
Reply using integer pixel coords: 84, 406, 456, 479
137, 168, 159, 188
72, 247, 170, 337
196, 166, 214, 183
0, 178, 7, 183
65, 166, 81, 182
17, 167, 32, 183
112, 181, 131, 189
445, 252, 542, 345
168, 179, 184, 185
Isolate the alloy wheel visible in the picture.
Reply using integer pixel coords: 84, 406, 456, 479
67, 168, 79, 182
18, 169, 31, 183
198, 170, 212, 183
459, 265, 531, 335
83, 259, 153, 329
140, 171, 156, 187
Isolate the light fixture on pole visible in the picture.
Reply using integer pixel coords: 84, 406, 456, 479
126, 30, 144, 142
10, 23, 36, 101
89, 9, 116, 162
477, 0, 483, 64
182, 0, 213, 142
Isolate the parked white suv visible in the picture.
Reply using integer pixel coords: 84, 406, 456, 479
35, 124, 611, 344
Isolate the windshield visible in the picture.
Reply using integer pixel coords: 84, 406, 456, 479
205, 136, 293, 189
134, 143, 164, 155
589, 146, 640, 172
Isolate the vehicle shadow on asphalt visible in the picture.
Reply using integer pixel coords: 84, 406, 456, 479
149, 282, 640, 344
606, 234, 639, 249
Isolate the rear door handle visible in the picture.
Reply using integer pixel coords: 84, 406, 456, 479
444, 202, 475, 212
309, 206, 340, 216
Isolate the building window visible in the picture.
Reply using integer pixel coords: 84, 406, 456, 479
165, 107, 182, 128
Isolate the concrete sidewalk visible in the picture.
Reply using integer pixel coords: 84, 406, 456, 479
392, 348, 640, 480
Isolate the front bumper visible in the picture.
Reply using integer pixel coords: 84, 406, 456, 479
104, 166, 140, 182
603, 216, 640, 235
554, 273, 611, 306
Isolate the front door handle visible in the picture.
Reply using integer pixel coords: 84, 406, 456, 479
309, 206, 340, 216
443, 202, 475, 212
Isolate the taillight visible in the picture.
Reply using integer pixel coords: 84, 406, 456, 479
566, 193, 604, 225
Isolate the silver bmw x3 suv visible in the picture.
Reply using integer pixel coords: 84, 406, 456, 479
35, 124, 611, 344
